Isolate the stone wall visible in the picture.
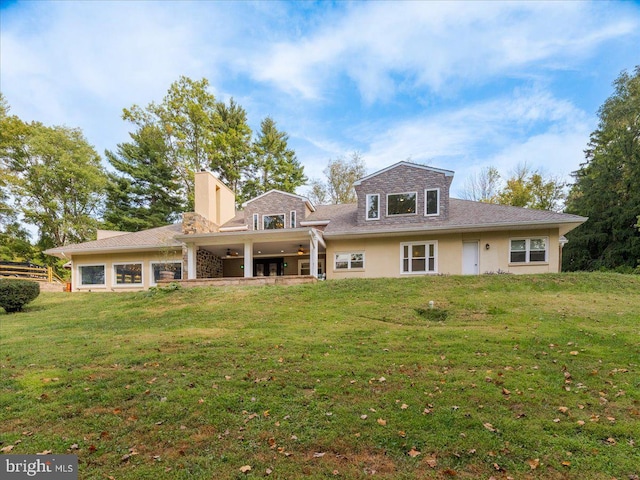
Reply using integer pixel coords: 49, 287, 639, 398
354, 163, 453, 226
244, 191, 308, 230
182, 212, 219, 235
196, 249, 223, 278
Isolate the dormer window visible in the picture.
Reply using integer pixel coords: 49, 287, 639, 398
387, 192, 417, 216
263, 214, 285, 229
425, 188, 439, 216
366, 194, 380, 220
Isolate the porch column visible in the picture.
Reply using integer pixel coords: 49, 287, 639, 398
309, 234, 319, 279
243, 240, 253, 278
187, 244, 197, 280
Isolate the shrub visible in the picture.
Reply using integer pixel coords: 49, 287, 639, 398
0, 279, 40, 313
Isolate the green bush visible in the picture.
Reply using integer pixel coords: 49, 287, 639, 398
0, 279, 40, 313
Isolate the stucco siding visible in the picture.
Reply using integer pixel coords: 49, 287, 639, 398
71, 251, 183, 292
326, 228, 562, 279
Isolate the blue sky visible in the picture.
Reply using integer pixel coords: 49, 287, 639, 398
1, 0, 639, 198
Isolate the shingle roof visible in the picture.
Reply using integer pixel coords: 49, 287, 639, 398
44, 223, 182, 257
304, 199, 586, 237
44, 199, 587, 257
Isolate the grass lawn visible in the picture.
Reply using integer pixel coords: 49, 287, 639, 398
1, 273, 639, 479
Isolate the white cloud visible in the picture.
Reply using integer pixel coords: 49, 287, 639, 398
245, 1, 638, 103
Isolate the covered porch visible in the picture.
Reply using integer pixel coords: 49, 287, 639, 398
176, 228, 326, 282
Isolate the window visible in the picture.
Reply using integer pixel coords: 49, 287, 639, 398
79, 265, 105, 286
298, 259, 325, 276
151, 262, 183, 284
401, 242, 437, 274
253, 213, 259, 231
334, 252, 365, 270
366, 194, 380, 220
510, 238, 547, 263
263, 214, 285, 230
387, 192, 417, 216
425, 189, 439, 216
290, 210, 297, 228
114, 263, 143, 285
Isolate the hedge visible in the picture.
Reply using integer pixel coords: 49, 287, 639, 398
0, 279, 40, 313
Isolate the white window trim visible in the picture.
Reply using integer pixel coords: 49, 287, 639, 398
424, 188, 440, 216
77, 263, 106, 288
112, 262, 144, 287
298, 258, 325, 276
150, 261, 183, 286
290, 210, 297, 228
262, 213, 286, 230
400, 241, 438, 275
334, 252, 365, 271
366, 193, 380, 221
386, 191, 418, 216
509, 237, 549, 264
253, 213, 259, 231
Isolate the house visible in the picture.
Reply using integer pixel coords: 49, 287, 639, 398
44, 161, 587, 291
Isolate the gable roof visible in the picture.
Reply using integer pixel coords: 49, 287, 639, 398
354, 161, 455, 186
44, 223, 182, 257
241, 189, 316, 212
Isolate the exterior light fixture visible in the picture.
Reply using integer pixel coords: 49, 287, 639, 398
485, 243, 490, 250
297, 245, 304, 255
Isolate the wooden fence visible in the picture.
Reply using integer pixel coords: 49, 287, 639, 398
0, 264, 65, 284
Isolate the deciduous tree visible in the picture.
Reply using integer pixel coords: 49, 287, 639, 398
308, 152, 366, 204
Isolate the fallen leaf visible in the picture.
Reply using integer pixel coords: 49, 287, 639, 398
377, 418, 387, 426
425, 455, 437, 468
378, 376, 386, 383
561, 461, 571, 467
558, 406, 569, 414
37, 450, 52, 455
0, 445, 14, 453
407, 447, 421, 458
570, 351, 579, 356
266, 468, 273, 475
398, 431, 406, 437
483, 422, 496, 432
400, 403, 409, 410
313, 452, 326, 458
527, 458, 540, 470
240, 465, 252, 473
605, 437, 616, 445
502, 388, 511, 396
360, 414, 368, 420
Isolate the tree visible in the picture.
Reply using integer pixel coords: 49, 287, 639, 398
460, 166, 501, 203
495, 163, 566, 211
209, 98, 253, 196
103, 123, 185, 232
1, 118, 107, 247
242, 116, 306, 203
563, 67, 640, 271
123, 76, 218, 208
308, 152, 366, 205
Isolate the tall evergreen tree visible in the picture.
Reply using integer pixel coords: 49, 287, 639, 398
103, 124, 185, 232
208, 98, 253, 195
242, 117, 306, 203
563, 66, 640, 271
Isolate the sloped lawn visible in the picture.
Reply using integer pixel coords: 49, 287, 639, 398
1, 273, 638, 479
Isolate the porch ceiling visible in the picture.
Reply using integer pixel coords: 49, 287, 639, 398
178, 228, 325, 259
200, 240, 325, 259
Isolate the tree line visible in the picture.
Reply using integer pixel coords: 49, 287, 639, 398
1, 68, 639, 272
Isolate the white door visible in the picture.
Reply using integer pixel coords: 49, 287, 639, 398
462, 242, 479, 275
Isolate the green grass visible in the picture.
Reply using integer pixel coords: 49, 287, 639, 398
1, 273, 639, 479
